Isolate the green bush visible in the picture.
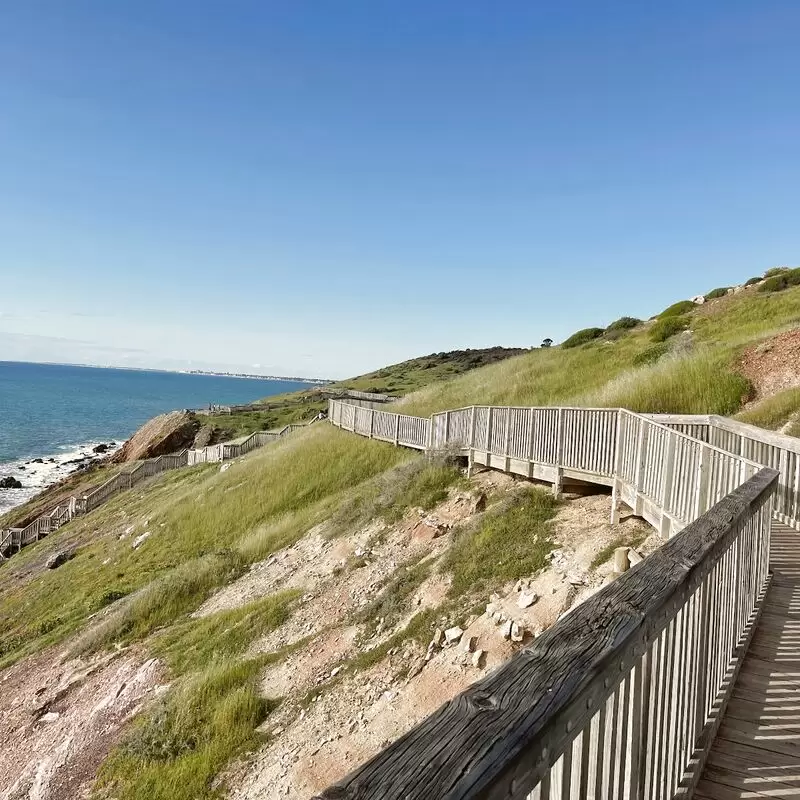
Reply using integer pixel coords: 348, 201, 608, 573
632, 343, 669, 366
764, 267, 789, 278
704, 287, 730, 300
605, 316, 642, 332
659, 300, 696, 318
744, 276, 762, 287
561, 327, 605, 349
650, 315, 689, 342
759, 275, 789, 293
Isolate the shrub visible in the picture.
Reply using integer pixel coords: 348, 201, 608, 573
605, 316, 642, 332
659, 300, 696, 318
704, 287, 730, 300
764, 267, 789, 277
632, 343, 669, 366
744, 276, 762, 287
650, 315, 689, 342
759, 275, 789, 293
561, 327, 605, 349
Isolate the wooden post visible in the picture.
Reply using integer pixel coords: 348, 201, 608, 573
610, 410, 624, 525
503, 408, 512, 471
468, 407, 477, 477
369, 408, 375, 439
660, 432, 677, 538
696, 446, 711, 517
486, 407, 494, 463
553, 408, 565, 497
394, 414, 400, 446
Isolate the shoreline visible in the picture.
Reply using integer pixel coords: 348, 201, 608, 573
0, 440, 123, 516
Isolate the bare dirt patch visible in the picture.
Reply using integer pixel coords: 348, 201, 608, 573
0, 645, 164, 800
740, 328, 800, 399
225, 481, 655, 800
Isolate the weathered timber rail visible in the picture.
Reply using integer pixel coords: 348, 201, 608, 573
321, 398, 800, 799
0, 422, 310, 562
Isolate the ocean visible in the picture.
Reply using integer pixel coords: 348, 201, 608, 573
0, 361, 317, 514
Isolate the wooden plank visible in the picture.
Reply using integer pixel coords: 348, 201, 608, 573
315, 469, 778, 800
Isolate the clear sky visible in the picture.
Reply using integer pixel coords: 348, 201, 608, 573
1, 2, 798, 379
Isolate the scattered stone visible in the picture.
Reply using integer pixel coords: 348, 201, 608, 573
46, 550, 75, 570
485, 602, 497, 616
0, 476, 23, 489
691, 295, 705, 305
510, 622, 524, 642
132, 531, 152, 549
220, 463, 231, 472
39, 711, 60, 723
517, 591, 538, 609
330, 666, 342, 678
432, 628, 444, 646
472, 649, 485, 669
424, 642, 436, 662
92, 443, 109, 454
32, 458, 44, 464
444, 626, 463, 645
501, 620, 513, 640
407, 658, 425, 679
567, 573, 586, 586
469, 492, 487, 514
462, 635, 477, 653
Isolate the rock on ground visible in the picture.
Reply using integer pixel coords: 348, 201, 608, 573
112, 411, 199, 463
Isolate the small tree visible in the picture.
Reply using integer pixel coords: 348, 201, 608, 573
541, 338, 553, 348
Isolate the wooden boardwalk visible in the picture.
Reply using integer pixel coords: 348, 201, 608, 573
696, 522, 800, 799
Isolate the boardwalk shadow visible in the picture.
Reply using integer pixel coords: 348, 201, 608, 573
696, 524, 800, 799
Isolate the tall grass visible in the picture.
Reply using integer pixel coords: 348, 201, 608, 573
97, 659, 277, 800
443, 487, 559, 597
0, 426, 411, 667
736, 387, 800, 431
579, 352, 752, 415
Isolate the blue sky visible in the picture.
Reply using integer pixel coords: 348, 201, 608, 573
1, 2, 798, 379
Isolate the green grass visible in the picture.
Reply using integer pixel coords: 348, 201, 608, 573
329, 458, 466, 536
153, 591, 300, 676
0, 425, 411, 668
396, 284, 800, 420
735, 387, 800, 432
581, 352, 752, 415
97, 658, 277, 800
443, 487, 559, 597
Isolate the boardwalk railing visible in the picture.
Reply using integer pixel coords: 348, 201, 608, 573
329, 401, 769, 537
652, 414, 800, 530
0, 421, 312, 561
317, 468, 776, 800
322, 400, 786, 799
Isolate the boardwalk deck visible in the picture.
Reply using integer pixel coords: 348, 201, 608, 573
696, 522, 800, 799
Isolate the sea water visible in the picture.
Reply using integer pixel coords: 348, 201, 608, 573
0, 361, 316, 513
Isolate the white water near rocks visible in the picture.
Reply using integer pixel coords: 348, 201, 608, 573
0, 440, 122, 515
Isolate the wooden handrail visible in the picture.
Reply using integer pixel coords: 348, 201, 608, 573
316, 468, 776, 800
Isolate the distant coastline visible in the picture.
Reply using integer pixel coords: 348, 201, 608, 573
0, 359, 333, 384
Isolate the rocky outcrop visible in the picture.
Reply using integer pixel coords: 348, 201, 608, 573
111, 411, 200, 463
192, 424, 215, 449
0, 476, 23, 489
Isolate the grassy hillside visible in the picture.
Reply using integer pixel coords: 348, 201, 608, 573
397, 281, 800, 417
194, 347, 527, 441
3, 269, 800, 798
